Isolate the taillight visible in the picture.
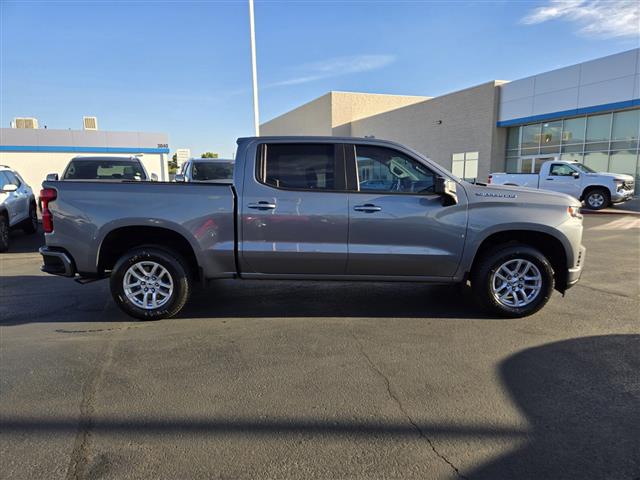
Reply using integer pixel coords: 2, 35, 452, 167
40, 188, 57, 233
487, 175, 492, 184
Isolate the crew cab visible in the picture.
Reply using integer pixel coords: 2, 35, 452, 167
39, 137, 586, 320
489, 160, 635, 210
0, 165, 38, 252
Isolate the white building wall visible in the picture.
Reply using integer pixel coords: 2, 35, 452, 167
0, 128, 169, 188
351, 82, 505, 179
499, 48, 640, 123
0, 151, 165, 190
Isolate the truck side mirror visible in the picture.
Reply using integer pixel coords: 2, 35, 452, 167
174, 174, 186, 182
46, 173, 59, 181
150, 173, 159, 182
434, 176, 458, 205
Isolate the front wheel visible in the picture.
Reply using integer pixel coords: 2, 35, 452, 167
110, 247, 191, 320
471, 244, 554, 317
584, 188, 609, 210
0, 214, 9, 252
22, 202, 38, 234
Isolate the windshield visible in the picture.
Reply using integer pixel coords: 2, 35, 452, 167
63, 160, 146, 180
572, 163, 596, 174
192, 161, 234, 181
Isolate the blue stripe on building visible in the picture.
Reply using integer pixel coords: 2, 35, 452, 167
0, 145, 170, 154
497, 98, 640, 127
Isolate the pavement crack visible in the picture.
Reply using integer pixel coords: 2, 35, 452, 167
574, 283, 636, 299
65, 299, 123, 480
349, 328, 469, 480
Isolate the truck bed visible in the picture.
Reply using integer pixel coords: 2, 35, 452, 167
42, 181, 237, 278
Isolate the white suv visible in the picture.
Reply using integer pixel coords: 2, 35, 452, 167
0, 166, 38, 252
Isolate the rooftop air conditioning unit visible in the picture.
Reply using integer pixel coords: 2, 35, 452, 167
12, 117, 39, 129
83, 116, 98, 130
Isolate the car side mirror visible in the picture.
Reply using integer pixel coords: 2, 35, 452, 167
46, 173, 59, 181
2, 184, 18, 193
150, 173, 159, 182
174, 174, 186, 182
434, 176, 458, 205
572, 172, 580, 179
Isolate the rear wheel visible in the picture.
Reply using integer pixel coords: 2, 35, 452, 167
110, 247, 191, 320
0, 214, 9, 252
471, 244, 554, 317
584, 188, 609, 210
22, 202, 38, 234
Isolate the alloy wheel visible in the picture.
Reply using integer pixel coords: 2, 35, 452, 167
491, 259, 542, 308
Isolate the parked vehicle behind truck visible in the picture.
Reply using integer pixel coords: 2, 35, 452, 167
489, 160, 635, 210
47, 156, 157, 182
175, 158, 235, 183
39, 137, 586, 319
0, 165, 38, 252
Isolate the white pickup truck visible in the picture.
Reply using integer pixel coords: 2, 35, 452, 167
489, 160, 635, 210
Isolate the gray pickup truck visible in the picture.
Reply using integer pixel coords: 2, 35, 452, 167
39, 136, 586, 319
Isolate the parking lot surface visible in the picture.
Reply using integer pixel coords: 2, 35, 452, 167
1, 215, 639, 479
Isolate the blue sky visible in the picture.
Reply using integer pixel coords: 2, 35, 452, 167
1, 0, 638, 157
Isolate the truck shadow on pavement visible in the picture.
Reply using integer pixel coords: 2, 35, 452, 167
5, 227, 45, 253
0, 335, 637, 479
468, 334, 640, 479
181, 279, 488, 319
1, 276, 496, 325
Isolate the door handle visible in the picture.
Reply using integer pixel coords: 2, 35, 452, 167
545, 178, 554, 181
353, 204, 382, 213
248, 201, 276, 210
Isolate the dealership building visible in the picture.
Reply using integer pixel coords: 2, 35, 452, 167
0, 125, 170, 189
262, 48, 640, 192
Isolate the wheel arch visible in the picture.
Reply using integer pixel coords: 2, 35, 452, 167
580, 185, 610, 201
467, 228, 570, 292
97, 225, 200, 280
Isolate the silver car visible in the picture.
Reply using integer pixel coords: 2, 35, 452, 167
0, 165, 38, 252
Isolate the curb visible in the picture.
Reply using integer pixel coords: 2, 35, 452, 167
582, 209, 640, 215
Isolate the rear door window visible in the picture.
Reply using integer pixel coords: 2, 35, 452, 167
259, 144, 338, 191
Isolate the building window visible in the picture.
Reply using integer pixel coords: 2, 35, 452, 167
504, 108, 640, 192
452, 151, 479, 181
540, 121, 562, 154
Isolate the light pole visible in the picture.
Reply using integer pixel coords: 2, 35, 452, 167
248, 0, 260, 136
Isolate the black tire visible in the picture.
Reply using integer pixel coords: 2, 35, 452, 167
110, 246, 191, 320
471, 244, 554, 318
21, 202, 38, 234
0, 214, 9, 252
584, 188, 610, 210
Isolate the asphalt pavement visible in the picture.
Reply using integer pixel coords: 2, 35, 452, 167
1, 215, 639, 480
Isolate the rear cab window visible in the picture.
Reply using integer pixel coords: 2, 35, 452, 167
63, 160, 147, 180
192, 162, 234, 181
257, 143, 345, 191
